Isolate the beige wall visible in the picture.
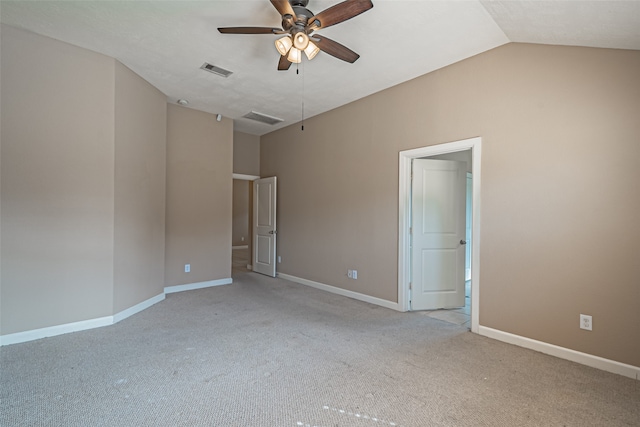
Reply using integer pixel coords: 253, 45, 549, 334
1, 26, 236, 337
232, 130, 259, 262
233, 131, 260, 176
114, 62, 167, 313
261, 43, 640, 367
232, 180, 250, 247
165, 104, 233, 287
1, 25, 115, 334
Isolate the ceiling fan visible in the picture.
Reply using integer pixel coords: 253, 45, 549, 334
218, 0, 374, 70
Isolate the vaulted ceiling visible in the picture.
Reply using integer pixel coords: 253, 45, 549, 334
2, 1, 639, 135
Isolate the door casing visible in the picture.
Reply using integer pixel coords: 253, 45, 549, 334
398, 137, 482, 333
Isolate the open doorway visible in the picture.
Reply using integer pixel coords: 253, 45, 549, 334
398, 137, 482, 333
232, 174, 259, 273
414, 152, 472, 327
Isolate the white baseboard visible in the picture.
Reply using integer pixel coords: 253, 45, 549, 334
479, 326, 640, 381
232, 245, 248, 250
113, 293, 165, 324
164, 278, 232, 294
0, 315, 114, 346
277, 273, 401, 311
1, 278, 232, 346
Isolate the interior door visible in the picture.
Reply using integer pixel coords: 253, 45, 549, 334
411, 159, 466, 310
253, 177, 277, 277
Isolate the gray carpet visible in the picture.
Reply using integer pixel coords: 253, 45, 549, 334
1, 269, 639, 426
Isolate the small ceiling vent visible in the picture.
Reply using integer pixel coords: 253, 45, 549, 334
242, 111, 284, 126
200, 62, 233, 78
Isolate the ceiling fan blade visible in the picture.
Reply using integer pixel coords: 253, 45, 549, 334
270, 0, 297, 20
278, 55, 293, 71
312, 35, 360, 63
218, 27, 282, 34
307, 0, 373, 31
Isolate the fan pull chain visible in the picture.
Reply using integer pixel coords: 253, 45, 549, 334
300, 60, 305, 131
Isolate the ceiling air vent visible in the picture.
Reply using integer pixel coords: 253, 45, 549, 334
242, 111, 284, 126
200, 62, 233, 78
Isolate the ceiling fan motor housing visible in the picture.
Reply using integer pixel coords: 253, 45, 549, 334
291, 5, 314, 29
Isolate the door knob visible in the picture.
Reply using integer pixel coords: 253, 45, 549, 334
269, 230, 277, 235
460, 240, 467, 245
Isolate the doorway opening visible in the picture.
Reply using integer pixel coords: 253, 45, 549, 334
232, 173, 259, 273
398, 137, 481, 333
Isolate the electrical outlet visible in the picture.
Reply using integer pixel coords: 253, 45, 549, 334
184, 264, 190, 273
278, 256, 282, 263
352, 270, 358, 279
347, 269, 353, 278
580, 314, 592, 331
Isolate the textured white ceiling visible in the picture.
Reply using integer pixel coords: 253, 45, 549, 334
1, 0, 639, 135
482, 0, 640, 50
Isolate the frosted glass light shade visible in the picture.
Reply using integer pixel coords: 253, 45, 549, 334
292, 32, 310, 50
275, 36, 293, 56
304, 41, 320, 60
287, 47, 302, 63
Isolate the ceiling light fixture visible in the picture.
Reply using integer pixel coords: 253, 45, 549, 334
275, 33, 317, 63
292, 32, 309, 51
275, 36, 293, 56
218, 0, 374, 70
287, 47, 302, 64
304, 41, 320, 60
177, 99, 189, 106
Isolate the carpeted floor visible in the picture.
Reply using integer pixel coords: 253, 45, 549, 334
1, 269, 638, 426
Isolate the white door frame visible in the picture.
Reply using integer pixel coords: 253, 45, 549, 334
233, 173, 260, 181
398, 137, 482, 333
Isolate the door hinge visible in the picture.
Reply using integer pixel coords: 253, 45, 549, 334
409, 282, 412, 290
409, 227, 412, 235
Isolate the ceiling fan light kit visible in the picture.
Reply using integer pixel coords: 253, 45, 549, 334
276, 35, 319, 61
287, 46, 302, 63
304, 41, 320, 60
275, 36, 293, 56
292, 31, 310, 50
218, 0, 374, 70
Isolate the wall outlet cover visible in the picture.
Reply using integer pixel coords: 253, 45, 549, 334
580, 314, 592, 331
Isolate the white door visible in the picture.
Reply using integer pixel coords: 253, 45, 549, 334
411, 159, 466, 310
253, 177, 277, 277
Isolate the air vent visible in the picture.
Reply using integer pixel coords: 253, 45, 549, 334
200, 62, 233, 78
242, 111, 284, 126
